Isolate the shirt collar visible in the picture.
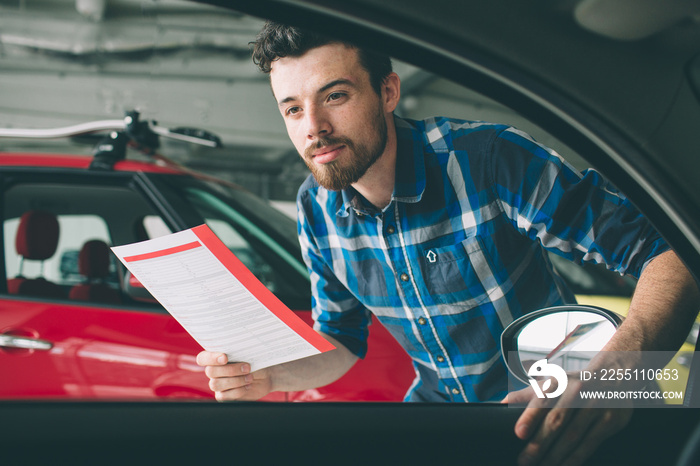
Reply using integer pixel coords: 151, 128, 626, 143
392, 116, 427, 203
337, 115, 427, 217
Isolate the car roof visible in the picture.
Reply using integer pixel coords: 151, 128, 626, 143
0, 152, 187, 175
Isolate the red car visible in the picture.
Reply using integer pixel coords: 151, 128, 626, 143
0, 116, 415, 401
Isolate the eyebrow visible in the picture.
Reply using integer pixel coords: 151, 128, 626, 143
277, 78, 356, 107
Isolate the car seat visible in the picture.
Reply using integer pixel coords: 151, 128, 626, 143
69, 239, 122, 304
7, 210, 66, 298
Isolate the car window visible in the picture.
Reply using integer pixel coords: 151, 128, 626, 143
4, 214, 114, 287
180, 185, 310, 301
412, 76, 699, 383
142, 215, 173, 239
2, 181, 170, 302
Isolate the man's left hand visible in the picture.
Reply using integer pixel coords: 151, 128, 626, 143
504, 379, 632, 466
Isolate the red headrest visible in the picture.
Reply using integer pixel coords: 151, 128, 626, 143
15, 210, 59, 261
78, 240, 111, 279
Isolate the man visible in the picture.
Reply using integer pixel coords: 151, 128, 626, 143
197, 21, 700, 466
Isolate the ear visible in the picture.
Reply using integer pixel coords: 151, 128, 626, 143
382, 72, 401, 113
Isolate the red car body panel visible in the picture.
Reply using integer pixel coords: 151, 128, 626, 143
287, 312, 415, 402
1, 297, 211, 399
0, 297, 414, 401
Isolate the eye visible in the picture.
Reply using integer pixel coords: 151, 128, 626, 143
327, 92, 346, 102
285, 106, 301, 116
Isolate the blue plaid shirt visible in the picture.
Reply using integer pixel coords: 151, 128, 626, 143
297, 116, 668, 402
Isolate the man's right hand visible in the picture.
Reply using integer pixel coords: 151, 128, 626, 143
196, 351, 273, 401
196, 334, 358, 401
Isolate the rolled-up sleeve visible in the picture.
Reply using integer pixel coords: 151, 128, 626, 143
297, 188, 372, 358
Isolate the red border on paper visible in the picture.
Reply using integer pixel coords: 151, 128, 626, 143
123, 241, 202, 262
191, 224, 335, 353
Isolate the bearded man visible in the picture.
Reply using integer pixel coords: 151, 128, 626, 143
197, 21, 700, 466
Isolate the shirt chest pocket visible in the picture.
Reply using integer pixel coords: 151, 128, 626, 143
418, 236, 492, 306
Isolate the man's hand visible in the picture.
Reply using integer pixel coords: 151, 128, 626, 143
196, 334, 358, 401
505, 250, 699, 465
196, 351, 273, 401
505, 380, 632, 466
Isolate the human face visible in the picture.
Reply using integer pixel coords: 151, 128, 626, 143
270, 43, 390, 191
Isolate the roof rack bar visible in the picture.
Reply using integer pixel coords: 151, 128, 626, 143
0, 120, 126, 139
151, 126, 220, 148
0, 116, 221, 148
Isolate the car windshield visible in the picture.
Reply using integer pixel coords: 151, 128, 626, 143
196, 178, 303, 251
140, 172, 313, 310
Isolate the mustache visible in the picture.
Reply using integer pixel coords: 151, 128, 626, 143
304, 137, 353, 159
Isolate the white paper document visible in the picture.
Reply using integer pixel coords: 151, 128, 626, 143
111, 224, 334, 371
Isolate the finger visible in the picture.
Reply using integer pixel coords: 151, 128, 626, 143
517, 406, 575, 465
516, 375, 585, 441
514, 396, 555, 440
196, 351, 228, 366
506, 386, 538, 405
550, 409, 632, 466
209, 372, 254, 393
205, 362, 251, 379
527, 408, 598, 466
214, 384, 253, 402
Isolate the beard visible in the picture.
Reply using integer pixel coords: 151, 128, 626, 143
302, 106, 388, 192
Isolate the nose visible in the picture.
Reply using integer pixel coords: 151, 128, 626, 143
305, 105, 331, 140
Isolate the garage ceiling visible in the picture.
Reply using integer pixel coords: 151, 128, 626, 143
0, 0, 596, 202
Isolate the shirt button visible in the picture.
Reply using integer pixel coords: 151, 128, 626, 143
418, 317, 427, 325
452, 388, 460, 395
400, 273, 409, 282
387, 225, 395, 234
436, 355, 445, 363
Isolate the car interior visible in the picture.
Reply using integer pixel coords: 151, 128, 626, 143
3, 180, 160, 304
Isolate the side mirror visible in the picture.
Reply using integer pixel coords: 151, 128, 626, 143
501, 305, 623, 384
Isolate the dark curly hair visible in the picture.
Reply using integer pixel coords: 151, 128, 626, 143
251, 21, 393, 95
